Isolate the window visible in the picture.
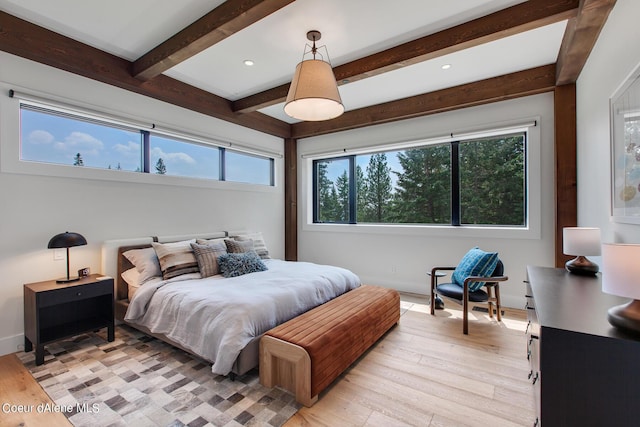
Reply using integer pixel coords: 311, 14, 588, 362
225, 150, 274, 186
18, 102, 275, 186
312, 131, 526, 227
149, 134, 219, 179
20, 105, 143, 172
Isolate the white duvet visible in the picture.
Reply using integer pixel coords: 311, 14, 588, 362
124, 259, 361, 375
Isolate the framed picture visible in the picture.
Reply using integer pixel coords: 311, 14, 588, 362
611, 62, 640, 224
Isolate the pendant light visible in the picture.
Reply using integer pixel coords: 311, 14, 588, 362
284, 30, 344, 121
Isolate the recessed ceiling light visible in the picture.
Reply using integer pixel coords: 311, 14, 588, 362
441, 64, 451, 70
243, 60, 255, 66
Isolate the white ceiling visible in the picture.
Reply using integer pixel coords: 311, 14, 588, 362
0, 0, 566, 124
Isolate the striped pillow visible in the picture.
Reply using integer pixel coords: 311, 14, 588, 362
152, 240, 199, 280
190, 241, 227, 277
232, 232, 271, 259
225, 238, 255, 254
451, 247, 499, 292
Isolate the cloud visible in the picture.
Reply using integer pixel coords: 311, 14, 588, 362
113, 140, 140, 155
54, 131, 104, 156
27, 130, 54, 144
151, 147, 196, 165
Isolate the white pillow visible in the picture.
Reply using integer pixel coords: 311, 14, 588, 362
121, 268, 142, 300
123, 247, 161, 284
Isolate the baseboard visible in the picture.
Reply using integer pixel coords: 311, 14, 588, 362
0, 333, 25, 357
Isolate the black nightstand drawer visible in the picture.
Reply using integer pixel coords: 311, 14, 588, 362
37, 280, 112, 308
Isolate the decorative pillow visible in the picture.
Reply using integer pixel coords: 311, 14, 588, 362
451, 247, 499, 292
217, 252, 268, 278
232, 232, 271, 259
190, 242, 227, 278
196, 237, 227, 246
122, 247, 161, 284
151, 239, 199, 280
225, 238, 255, 254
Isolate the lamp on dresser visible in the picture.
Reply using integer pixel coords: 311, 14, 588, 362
47, 231, 87, 283
563, 227, 601, 275
602, 243, 640, 333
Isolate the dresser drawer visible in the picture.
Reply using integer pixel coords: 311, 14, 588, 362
37, 280, 113, 308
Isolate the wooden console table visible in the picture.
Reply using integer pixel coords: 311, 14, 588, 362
525, 266, 640, 426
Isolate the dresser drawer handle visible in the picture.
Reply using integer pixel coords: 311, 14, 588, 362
528, 370, 533, 380
76, 292, 82, 296
525, 320, 531, 334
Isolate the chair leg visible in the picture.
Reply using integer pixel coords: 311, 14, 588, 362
463, 284, 469, 335
487, 286, 494, 319
430, 272, 435, 316
495, 284, 502, 322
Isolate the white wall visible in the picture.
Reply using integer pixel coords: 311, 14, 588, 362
577, 0, 640, 246
0, 52, 284, 355
297, 93, 556, 308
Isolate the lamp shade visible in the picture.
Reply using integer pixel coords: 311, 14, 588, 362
563, 227, 601, 256
602, 243, 640, 299
284, 59, 344, 121
47, 232, 87, 249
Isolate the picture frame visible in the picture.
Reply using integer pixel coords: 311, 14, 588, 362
610, 62, 640, 224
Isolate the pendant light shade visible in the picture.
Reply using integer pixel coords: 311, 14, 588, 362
284, 31, 344, 122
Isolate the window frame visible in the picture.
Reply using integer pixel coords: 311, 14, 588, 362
303, 119, 540, 240
3, 93, 279, 192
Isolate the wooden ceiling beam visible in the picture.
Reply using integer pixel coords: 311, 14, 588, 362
232, 0, 579, 113
291, 64, 557, 139
0, 11, 291, 138
555, 0, 617, 85
132, 0, 294, 80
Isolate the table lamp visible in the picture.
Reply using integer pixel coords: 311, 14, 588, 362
563, 227, 601, 275
47, 231, 87, 283
602, 243, 640, 333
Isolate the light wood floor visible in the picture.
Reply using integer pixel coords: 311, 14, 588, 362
0, 352, 71, 427
285, 296, 534, 427
1, 296, 533, 427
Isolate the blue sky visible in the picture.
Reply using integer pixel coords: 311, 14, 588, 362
20, 108, 271, 185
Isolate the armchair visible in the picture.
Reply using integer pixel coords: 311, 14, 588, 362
430, 259, 507, 334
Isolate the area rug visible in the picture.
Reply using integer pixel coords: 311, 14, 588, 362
17, 325, 300, 427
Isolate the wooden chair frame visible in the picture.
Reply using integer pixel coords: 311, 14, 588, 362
430, 266, 508, 334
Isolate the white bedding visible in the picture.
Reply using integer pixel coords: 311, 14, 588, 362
124, 259, 361, 375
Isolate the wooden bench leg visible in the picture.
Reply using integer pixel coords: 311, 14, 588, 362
260, 335, 318, 407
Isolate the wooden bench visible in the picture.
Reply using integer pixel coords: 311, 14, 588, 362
259, 285, 400, 406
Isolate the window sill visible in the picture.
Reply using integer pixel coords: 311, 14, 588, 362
302, 222, 539, 240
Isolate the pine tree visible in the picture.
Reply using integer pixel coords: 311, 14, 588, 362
155, 158, 166, 174
73, 153, 84, 166
392, 145, 451, 223
316, 161, 336, 221
459, 136, 524, 225
364, 153, 393, 222
355, 165, 367, 221
335, 170, 350, 222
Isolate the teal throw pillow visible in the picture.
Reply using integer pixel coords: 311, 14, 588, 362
451, 247, 499, 292
217, 251, 268, 278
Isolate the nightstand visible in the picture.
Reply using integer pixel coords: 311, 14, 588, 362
24, 274, 115, 365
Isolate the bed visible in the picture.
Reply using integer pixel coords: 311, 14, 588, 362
101, 231, 361, 378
